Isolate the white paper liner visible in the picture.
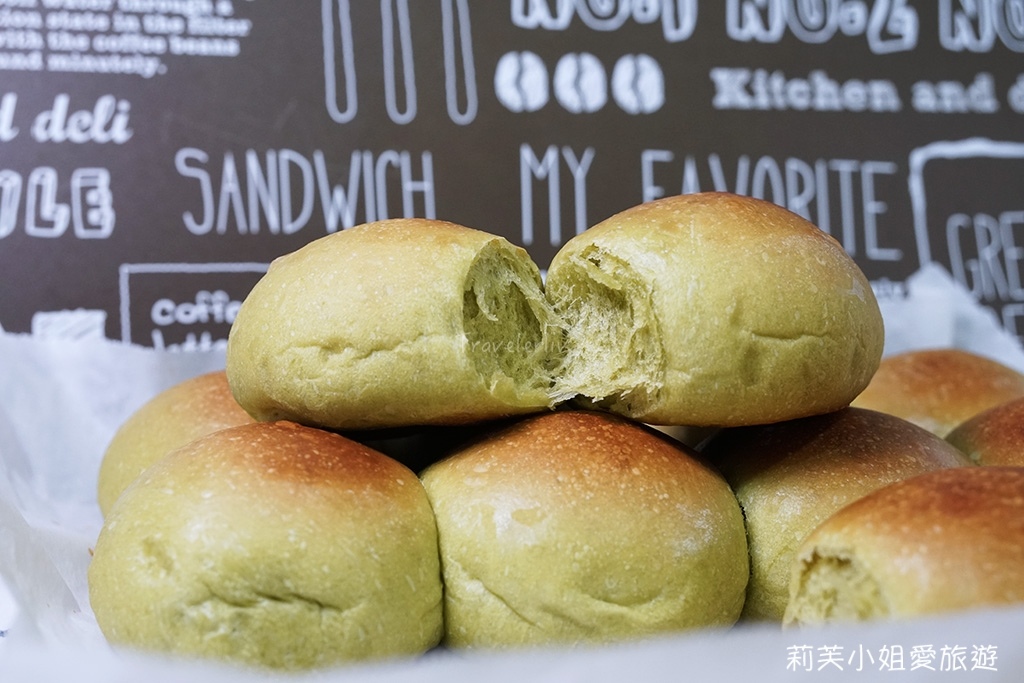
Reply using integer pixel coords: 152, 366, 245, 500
2, 264, 1024, 680
0, 332, 225, 649
876, 263, 1024, 372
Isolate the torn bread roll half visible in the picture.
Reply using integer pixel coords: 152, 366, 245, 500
420, 410, 749, 648
784, 466, 1024, 626
88, 421, 443, 669
226, 219, 563, 430
546, 192, 884, 426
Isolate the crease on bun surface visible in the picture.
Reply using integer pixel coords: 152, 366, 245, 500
226, 218, 564, 430
784, 466, 1024, 626
419, 410, 749, 649
545, 192, 884, 427
88, 421, 443, 670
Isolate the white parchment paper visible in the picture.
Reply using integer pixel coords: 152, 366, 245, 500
876, 263, 1024, 372
2, 264, 1024, 681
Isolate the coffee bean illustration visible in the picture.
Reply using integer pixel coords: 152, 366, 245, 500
612, 54, 665, 114
494, 51, 550, 112
553, 52, 607, 113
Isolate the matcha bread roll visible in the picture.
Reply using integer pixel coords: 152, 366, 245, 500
226, 218, 563, 430
228, 196, 883, 431
545, 192, 884, 427
88, 421, 443, 670
702, 407, 971, 622
785, 466, 1024, 626
852, 348, 1024, 437
946, 396, 1024, 466
227, 219, 565, 430
420, 410, 749, 649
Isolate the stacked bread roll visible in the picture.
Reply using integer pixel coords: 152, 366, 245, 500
420, 410, 749, 648
101, 191, 1023, 670
544, 192, 882, 426
785, 467, 1024, 625
852, 348, 1024, 437
96, 370, 255, 516
946, 396, 1024, 466
702, 408, 970, 623
764, 348, 1024, 627
90, 421, 443, 669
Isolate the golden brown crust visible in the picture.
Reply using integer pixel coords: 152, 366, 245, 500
946, 397, 1024, 466
546, 192, 884, 426
197, 420, 412, 489
420, 409, 749, 648
435, 410, 725, 501
852, 348, 1024, 437
97, 370, 255, 516
703, 408, 970, 622
89, 421, 443, 669
785, 466, 1024, 625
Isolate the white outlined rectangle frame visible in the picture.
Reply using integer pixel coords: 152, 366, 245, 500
118, 262, 268, 344
909, 137, 1024, 270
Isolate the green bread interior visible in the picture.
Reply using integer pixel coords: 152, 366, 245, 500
463, 242, 564, 400
547, 245, 663, 416
788, 550, 890, 625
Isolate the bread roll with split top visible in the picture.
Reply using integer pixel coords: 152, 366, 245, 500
226, 218, 563, 430
228, 195, 883, 431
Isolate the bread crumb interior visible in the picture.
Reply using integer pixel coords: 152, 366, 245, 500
786, 550, 889, 625
547, 246, 662, 416
463, 242, 564, 398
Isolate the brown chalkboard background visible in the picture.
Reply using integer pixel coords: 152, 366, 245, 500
2, 2, 1023, 347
